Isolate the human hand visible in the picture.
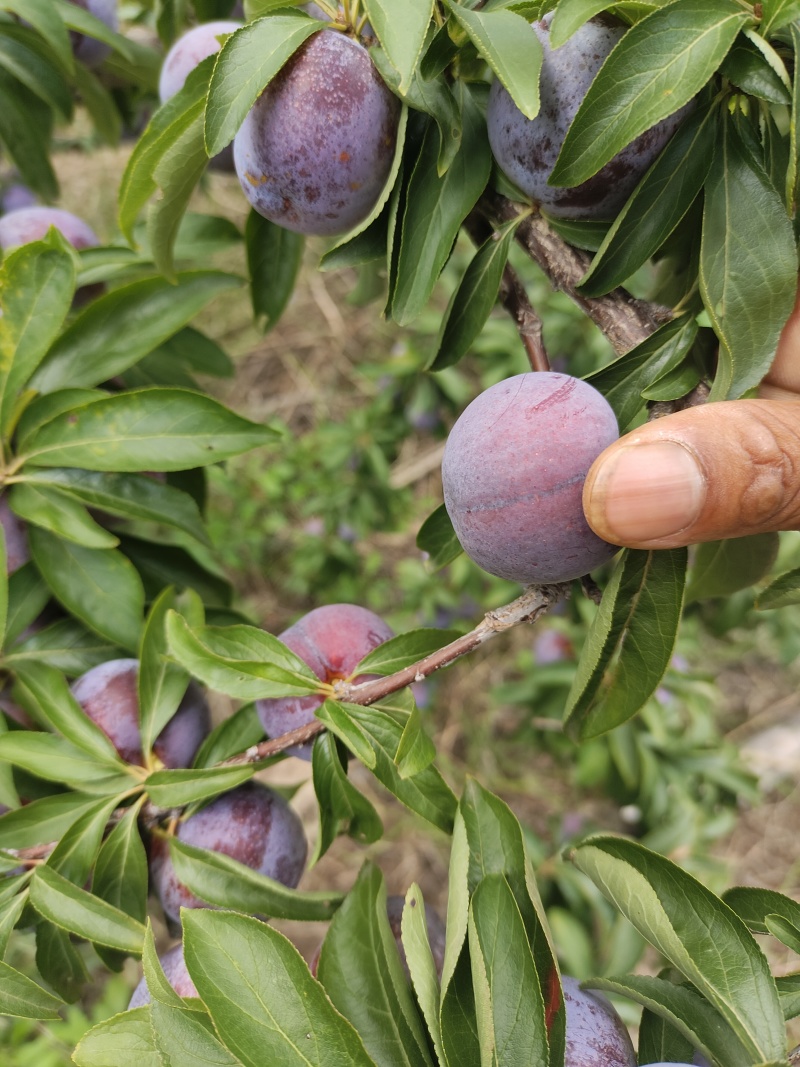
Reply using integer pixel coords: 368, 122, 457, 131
582, 293, 800, 549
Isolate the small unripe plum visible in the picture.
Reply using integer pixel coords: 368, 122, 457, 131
234, 30, 401, 235
71, 659, 210, 768
149, 782, 307, 924
256, 604, 393, 760
487, 16, 689, 219
563, 976, 636, 1067
158, 21, 241, 103
441, 372, 619, 585
0, 498, 29, 575
67, 0, 119, 68
128, 942, 197, 1008
0, 206, 99, 253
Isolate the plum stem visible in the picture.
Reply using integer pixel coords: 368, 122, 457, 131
220, 582, 569, 766
478, 189, 672, 355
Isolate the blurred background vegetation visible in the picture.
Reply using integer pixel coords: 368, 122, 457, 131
4, 91, 800, 1059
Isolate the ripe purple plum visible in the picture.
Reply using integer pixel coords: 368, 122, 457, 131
149, 782, 307, 924
234, 30, 400, 235
487, 16, 690, 219
0, 206, 99, 253
441, 372, 619, 585
71, 659, 210, 768
563, 976, 636, 1067
128, 942, 197, 1008
0, 498, 29, 575
158, 21, 241, 103
67, 0, 118, 68
256, 604, 393, 760
0, 182, 37, 215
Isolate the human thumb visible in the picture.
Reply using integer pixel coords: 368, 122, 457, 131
582, 399, 800, 549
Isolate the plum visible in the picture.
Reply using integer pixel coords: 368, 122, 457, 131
149, 782, 307, 924
487, 16, 690, 219
256, 603, 393, 760
128, 942, 197, 1008
563, 976, 636, 1067
0, 498, 29, 575
158, 21, 241, 103
0, 182, 37, 215
234, 30, 400, 235
66, 0, 118, 68
441, 372, 619, 585
71, 659, 210, 768
0, 206, 99, 253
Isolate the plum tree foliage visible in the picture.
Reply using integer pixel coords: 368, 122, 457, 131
0, 0, 799, 1065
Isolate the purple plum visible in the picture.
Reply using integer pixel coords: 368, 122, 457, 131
0, 498, 29, 575
0, 182, 37, 215
128, 942, 198, 1008
71, 659, 210, 768
67, 0, 118, 68
487, 15, 691, 219
149, 782, 307, 924
158, 21, 241, 103
0, 206, 99, 253
256, 603, 393, 760
563, 976, 636, 1067
441, 372, 619, 585
234, 30, 400, 235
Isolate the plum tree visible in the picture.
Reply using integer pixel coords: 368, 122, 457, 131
128, 943, 197, 1008
149, 782, 308, 923
234, 30, 400, 235
158, 21, 241, 104
562, 976, 636, 1067
487, 15, 689, 218
0, 206, 99, 252
441, 372, 619, 585
0, 498, 29, 575
71, 659, 210, 768
66, 0, 118, 68
256, 603, 393, 758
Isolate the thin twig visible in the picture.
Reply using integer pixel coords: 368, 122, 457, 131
222, 582, 569, 766
479, 190, 672, 355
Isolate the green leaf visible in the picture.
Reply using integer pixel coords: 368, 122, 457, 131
311, 732, 382, 865
165, 612, 320, 700
19, 468, 211, 549
757, 566, 800, 609
54, 0, 135, 61
205, 14, 321, 155
549, 0, 637, 47
550, 0, 750, 188
394, 701, 436, 778
0, 892, 29, 957
30, 864, 146, 953
431, 217, 518, 370
564, 548, 688, 739
761, 0, 800, 35
765, 914, 800, 954
364, 0, 433, 93
5, 561, 49, 645
328, 701, 457, 832
686, 533, 779, 601
73, 1007, 162, 1067
93, 802, 148, 925
701, 113, 798, 400
193, 702, 264, 767
468, 873, 549, 1067
5, 618, 119, 676
0, 791, 111, 849
0, 240, 74, 438
28, 526, 145, 652
569, 835, 785, 1062
0, 958, 66, 1019
588, 974, 752, 1067
145, 765, 256, 807
0, 0, 72, 70
36, 921, 90, 1003
416, 504, 463, 571
318, 862, 435, 1067
400, 885, 445, 1067
246, 211, 304, 331
721, 33, 792, 103
356, 628, 462, 675
638, 992, 696, 1067
776, 973, 800, 1021
584, 316, 698, 430
22, 388, 274, 473
138, 587, 191, 756
445, 2, 542, 119
168, 835, 343, 920
579, 104, 716, 297
120, 534, 232, 608
392, 84, 491, 325
183, 910, 376, 1067
315, 700, 377, 768
0, 70, 58, 200
29, 272, 241, 393
151, 996, 242, 1066
723, 886, 800, 935
9, 483, 119, 549
73, 62, 123, 145
0, 25, 73, 120
0, 731, 134, 793
45, 794, 121, 886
